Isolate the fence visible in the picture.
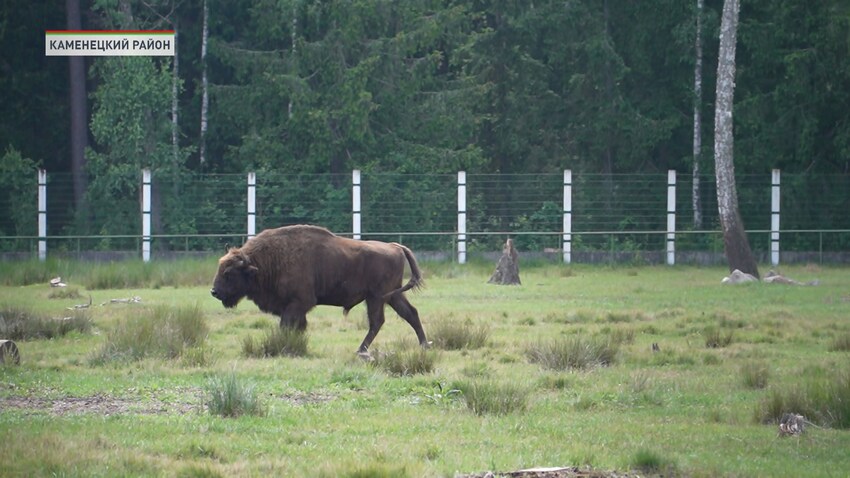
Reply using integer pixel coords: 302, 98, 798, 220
1, 169, 849, 264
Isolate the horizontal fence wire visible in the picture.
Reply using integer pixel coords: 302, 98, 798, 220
1, 170, 849, 260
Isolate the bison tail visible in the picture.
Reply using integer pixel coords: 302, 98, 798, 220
383, 243, 423, 299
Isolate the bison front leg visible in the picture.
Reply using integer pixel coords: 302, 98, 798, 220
278, 303, 308, 331
357, 297, 386, 355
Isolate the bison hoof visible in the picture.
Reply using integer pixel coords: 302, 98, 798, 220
356, 351, 373, 361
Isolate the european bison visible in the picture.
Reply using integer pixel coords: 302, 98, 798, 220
210, 225, 428, 354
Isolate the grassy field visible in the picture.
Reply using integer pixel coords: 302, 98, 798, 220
1, 259, 849, 477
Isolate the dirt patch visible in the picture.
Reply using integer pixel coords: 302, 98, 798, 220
278, 391, 336, 406
1, 389, 339, 416
458, 467, 643, 478
0, 392, 198, 416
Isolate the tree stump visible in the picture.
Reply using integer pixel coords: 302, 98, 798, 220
0, 340, 20, 365
488, 238, 521, 285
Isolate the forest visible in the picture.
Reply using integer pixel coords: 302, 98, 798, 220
1, 0, 849, 252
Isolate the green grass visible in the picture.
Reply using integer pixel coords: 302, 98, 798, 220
0, 305, 91, 340
453, 379, 531, 415
90, 304, 208, 364
429, 316, 490, 350
242, 325, 309, 358
755, 367, 850, 429
1, 261, 850, 477
369, 340, 439, 376
525, 336, 619, 370
204, 372, 266, 417
829, 331, 850, 352
740, 360, 770, 389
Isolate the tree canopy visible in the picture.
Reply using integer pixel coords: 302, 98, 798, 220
1, 0, 849, 242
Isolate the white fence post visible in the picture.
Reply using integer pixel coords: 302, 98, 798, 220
38, 169, 47, 261
563, 170, 572, 264
142, 169, 151, 262
458, 171, 467, 264
666, 170, 676, 265
247, 172, 256, 240
771, 169, 780, 266
352, 169, 361, 240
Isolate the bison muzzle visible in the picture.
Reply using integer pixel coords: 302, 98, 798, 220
211, 225, 428, 354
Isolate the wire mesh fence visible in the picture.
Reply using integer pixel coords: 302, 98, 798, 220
1, 169, 848, 262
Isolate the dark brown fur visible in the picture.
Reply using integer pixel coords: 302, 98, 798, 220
211, 225, 427, 353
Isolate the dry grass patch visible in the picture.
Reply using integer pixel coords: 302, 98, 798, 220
0, 305, 91, 340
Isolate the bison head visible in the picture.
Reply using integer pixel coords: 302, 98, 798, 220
211, 248, 258, 308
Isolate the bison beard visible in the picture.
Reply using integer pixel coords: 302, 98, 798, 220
210, 225, 428, 354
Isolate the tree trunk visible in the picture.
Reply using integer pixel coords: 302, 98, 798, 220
199, 0, 209, 166
172, 21, 179, 163
288, 2, 296, 119
601, 0, 615, 213
692, 0, 704, 230
714, 0, 760, 278
488, 238, 521, 285
66, 0, 88, 210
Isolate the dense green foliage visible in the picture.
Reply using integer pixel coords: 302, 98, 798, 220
1, 1, 849, 249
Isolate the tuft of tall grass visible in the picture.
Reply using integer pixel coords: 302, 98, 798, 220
0, 305, 91, 340
369, 341, 438, 376
429, 317, 490, 350
86, 258, 215, 289
90, 304, 208, 364
453, 379, 531, 415
704, 326, 734, 348
0, 258, 216, 289
318, 464, 410, 478
82, 262, 154, 290
180, 344, 217, 368
526, 336, 619, 370
242, 326, 309, 358
755, 366, 850, 429
204, 372, 266, 418
601, 326, 635, 345
47, 287, 83, 300
829, 332, 850, 352
631, 448, 675, 474
740, 361, 770, 389
0, 258, 68, 286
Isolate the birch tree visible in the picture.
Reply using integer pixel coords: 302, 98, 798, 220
714, 0, 759, 278
692, 0, 704, 230
199, 0, 209, 165
172, 21, 179, 162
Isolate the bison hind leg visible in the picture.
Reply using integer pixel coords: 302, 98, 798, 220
388, 294, 428, 348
